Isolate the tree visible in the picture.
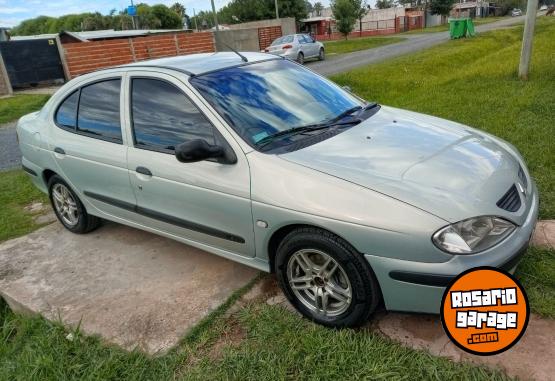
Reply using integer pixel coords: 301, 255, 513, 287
355, 0, 369, 34
151, 4, 182, 28
331, 0, 357, 39
305, 1, 314, 14
313, 2, 324, 16
278, 0, 309, 21
218, 0, 273, 24
429, 0, 456, 17
170, 2, 186, 17
218, 0, 307, 24
376, 0, 394, 9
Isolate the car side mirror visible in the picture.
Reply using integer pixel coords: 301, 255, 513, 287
175, 139, 228, 164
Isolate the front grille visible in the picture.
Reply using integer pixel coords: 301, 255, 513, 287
518, 166, 528, 189
497, 185, 521, 212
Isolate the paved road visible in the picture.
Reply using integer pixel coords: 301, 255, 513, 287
0, 121, 20, 171
307, 15, 527, 76
0, 16, 527, 171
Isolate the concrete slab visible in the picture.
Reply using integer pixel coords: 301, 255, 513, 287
373, 312, 555, 381
0, 222, 259, 355
531, 220, 555, 249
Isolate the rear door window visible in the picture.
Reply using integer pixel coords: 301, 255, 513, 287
271, 35, 294, 46
77, 79, 122, 143
130, 78, 215, 153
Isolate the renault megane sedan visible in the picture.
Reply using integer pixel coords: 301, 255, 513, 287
17, 52, 539, 327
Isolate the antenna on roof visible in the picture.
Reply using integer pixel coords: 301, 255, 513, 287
223, 43, 248, 62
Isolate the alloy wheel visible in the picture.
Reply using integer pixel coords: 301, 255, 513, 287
287, 248, 352, 316
52, 183, 79, 226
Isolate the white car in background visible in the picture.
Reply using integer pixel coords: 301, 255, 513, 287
264, 34, 325, 64
511, 8, 523, 16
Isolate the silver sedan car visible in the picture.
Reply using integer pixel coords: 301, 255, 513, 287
264, 34, 325, 64
17, 53, 538, 327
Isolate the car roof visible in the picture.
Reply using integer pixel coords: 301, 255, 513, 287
122, 52, 280, 76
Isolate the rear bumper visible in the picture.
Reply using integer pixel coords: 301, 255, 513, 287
268, 50, 298, 60
365, 180, 539, 314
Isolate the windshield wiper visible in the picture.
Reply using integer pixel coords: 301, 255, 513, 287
256, 125, 320, 149
326, 106, 362, 124
256, 105, 366, 150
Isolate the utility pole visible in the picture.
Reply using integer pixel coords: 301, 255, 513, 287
193, 8, 199, 32
130, 0, 136, 30
275, 0, 279, 19
518, 0, 539, 80
211, 0, 219, 31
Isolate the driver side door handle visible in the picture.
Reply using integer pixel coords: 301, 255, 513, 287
136, 166, 152, 176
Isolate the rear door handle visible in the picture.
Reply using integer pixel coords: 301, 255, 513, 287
136, 166, 152, 176
54, 147, 65, 155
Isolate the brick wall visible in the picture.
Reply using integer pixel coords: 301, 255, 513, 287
258, 26, 282, 50
63, 31, 214, 77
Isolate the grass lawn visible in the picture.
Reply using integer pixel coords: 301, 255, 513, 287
517, 247, 555, 318
0, 282, 510, 381
403, 16, 510, 34
323, 36, 405, 55
0, 94, 50, 124
331, 17, 555, 220
0, 170, 48, 242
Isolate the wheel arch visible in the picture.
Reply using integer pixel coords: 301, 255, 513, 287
42, 168, 58, 187
267, 223, 358, 273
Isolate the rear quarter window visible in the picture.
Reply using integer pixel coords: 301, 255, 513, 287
55, 90, 79, 129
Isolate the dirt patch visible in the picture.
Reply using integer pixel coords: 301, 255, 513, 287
207, 316, 246, 361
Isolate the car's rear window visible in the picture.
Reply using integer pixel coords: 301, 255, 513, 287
271, 35, 294, 46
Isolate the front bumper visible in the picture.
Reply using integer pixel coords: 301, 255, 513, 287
365, 180, 539, 314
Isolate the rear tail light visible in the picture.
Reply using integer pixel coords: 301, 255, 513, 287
282, 44, 293, 49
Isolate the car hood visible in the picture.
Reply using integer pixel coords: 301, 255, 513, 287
280, 106, 522, 223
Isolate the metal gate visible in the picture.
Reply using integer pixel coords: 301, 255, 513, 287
398, 16, 408, 33
0, 38, 65, 88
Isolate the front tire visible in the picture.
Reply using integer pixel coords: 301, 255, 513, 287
297, 52, 304, 65
318, 48, 325, 61
275, 227, 380, 328
48, 175, 100, 234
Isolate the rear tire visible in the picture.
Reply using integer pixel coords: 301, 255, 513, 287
318, 48, 325, 61
48, 175, 100, 234
275, 227, 380, 328
297, 52, 304, 65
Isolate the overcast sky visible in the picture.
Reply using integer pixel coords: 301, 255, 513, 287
0, 0, 334, 28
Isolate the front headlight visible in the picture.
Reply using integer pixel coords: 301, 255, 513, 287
432, 216, 515, 254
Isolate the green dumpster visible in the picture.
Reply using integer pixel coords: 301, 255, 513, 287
448, 18, 476, 39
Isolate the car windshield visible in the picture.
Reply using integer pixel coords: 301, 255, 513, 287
271, 35, 294, 46
190, 59, 363, 148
